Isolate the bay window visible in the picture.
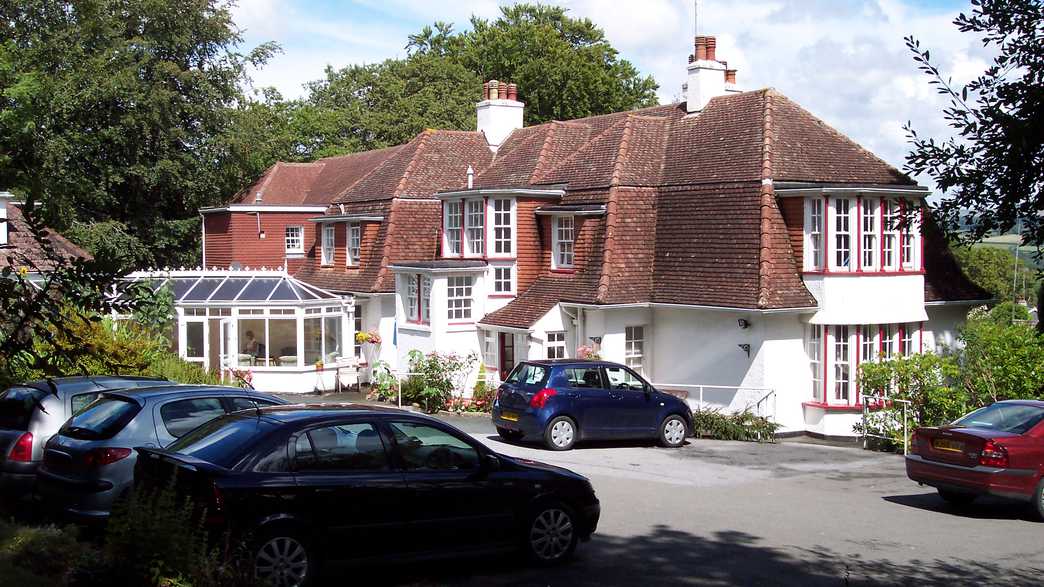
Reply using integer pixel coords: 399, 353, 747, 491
805, 198, 824, 271
347, 223, 361, 266
465, 199, 484, 256
880, 324, 895, 360
900, 201, 919, 270
321, 224, 335, 265
421, 275, 432, 323
406, 275, 419, 322
492, 198, 513, 255
808, 325, 823, 401
882, 200, 900, 270
445, 202, 463, 255
553, 215, 575, 269
861, 199, 877, 270
833, 198, 852, 271
833, 325, 850, 402
899, 323, 916, 355
447, 276, 473, 320
860, 324, 877, 364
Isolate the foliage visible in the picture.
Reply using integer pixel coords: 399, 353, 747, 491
951, 245, 1037, 305
957, 317, 1044, 404
366, 359, 398, 402
903, 0, 1044, 255
0, 0, 277, 269
690, 409, 780, 443
132, 284, 176, 335
406, 349, 477, 413
355, 329, 382, 345
859, 352, 965, 431
0, 520, 89, 581
576, 345, 601, 360
65, 221, 154, 274
983, 300, 1032, 325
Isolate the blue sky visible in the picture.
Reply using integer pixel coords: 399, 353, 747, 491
232, 0, 985, 176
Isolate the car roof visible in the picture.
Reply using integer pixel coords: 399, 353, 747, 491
14, 376, 169, 396
994, 399, 1044, 408
103, 385, 284, 402
251, 403, 434, 426
521, 359, 623, 368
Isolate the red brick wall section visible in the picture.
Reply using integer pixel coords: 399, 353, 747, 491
203, 211, 318, 269
779, 197, 804, 270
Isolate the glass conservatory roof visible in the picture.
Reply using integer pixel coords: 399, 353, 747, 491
125, 270, 346, 306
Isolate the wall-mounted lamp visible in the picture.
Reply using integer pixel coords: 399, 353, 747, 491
589, 336, 603, 345
737, 343, 751, 357
737, 318, 751, 329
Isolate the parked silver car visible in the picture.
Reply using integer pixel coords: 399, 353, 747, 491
35, 385, 285, 522
0, 376, 169, 499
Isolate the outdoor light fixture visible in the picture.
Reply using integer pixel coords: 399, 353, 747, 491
737, 318, 751, 329
737, 343, 751, 357
589, 336, 603, 344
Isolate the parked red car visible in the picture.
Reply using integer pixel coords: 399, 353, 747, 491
906, 400, 1044, 518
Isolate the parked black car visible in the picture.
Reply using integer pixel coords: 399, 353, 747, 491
0, 376, 170, 499
135, 405, 600, 586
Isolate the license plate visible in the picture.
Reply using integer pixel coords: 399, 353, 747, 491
933, 438, 963, 453
501, 411, 519, 422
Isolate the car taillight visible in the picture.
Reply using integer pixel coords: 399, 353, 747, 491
7, 432, 33, 463
83, 447, 132, 468
979, 440, 1009, 468
530, 388, 557, 409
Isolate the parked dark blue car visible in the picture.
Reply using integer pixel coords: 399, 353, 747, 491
491, 360, 692, 450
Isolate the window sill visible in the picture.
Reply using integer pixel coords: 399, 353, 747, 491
489, 294, 516, 299
802, 270, 925, 276
285, 252, 305, 259
802, 401, 870, 412
399, 323, 432, 333
550, 268, 576, 274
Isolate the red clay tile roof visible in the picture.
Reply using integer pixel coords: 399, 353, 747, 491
922, 219, 992, 303
232, 162, 325, 206
2, 202, 92, 271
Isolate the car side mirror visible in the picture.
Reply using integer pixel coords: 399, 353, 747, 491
483, 454, 501, 471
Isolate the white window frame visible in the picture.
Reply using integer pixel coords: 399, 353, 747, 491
833, 325, 851, 403
625, 325, 646, 374
900, 200, 920, 271
900, 322, 916, 356
447, 275, 473, 321
321, 224, 335, 266
546, 331, 567, 360
882, 199, 900, 271
489, 198, 515, 258
552, 215, 575, 269
860, 198, 877, 270
421, 275, 432, 324
860, 324, 877, 364
483, 331, 498, 372
492, 264, 515, 295
832, 198, 853, 271
465, 198, 485, 257
804, 197, 824, 271
880, 324, 896, 360
405, 274, 419, 322
808, 324, 823, 402
444, 201, 463, 256
347, 223, 361, 266
285, 225, 304, 254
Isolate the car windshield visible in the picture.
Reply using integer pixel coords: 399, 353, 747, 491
60, 396, 141, 440
954, 403, 1044, 435
0, 386, 48, 430
506, 363, 548, 388
168, 414, 277, 468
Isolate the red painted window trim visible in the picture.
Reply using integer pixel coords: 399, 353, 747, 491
802, 269, 926, 277
823, 196, 830, 273
488, 294, 516, 299
856, 196, 862, 272
803, 401, 865, 413
406, 274, 430, 325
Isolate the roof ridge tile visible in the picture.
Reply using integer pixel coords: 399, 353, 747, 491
394, 130, 433, 196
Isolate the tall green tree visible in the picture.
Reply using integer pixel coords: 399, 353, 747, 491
952, 245, 1038, 305
0, 0, 276, 269
903, 0, 1044, 255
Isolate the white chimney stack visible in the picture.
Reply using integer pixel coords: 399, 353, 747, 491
0, 191, 12, 247
477, 80, 524, 152
685, 36, 739, 113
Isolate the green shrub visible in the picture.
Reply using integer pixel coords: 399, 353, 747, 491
0, 520, 89, 580
406, 350, 477, 413
691, 409, 780, 442
146, 352, 222, 385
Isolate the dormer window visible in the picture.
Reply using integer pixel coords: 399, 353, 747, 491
285, 226, 303, 254
321, 224, 335, 265
804, 198, 824, 271
445, 201, 463, 255
443, 198, 486, 257
347, 223, 361, 266
553, 215, 575, 269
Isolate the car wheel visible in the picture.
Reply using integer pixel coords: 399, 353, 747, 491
659, 414, 688, 448
1033, 479, 1044, 521
497, 427, 524, 442
525, 502, 579, 565
254, 529, 314, 587
937, 489, 977, 507
544, 416, 577, 451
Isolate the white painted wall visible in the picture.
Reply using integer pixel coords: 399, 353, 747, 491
924, 303, 974, 353
805, 273, 927, 325
476, 99, 524, 151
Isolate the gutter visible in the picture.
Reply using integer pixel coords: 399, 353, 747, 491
924, 298, 993, 307
559, 301, 818, 315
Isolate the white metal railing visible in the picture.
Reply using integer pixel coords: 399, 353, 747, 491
651, 383, 777, 422
860, 393, 912, 454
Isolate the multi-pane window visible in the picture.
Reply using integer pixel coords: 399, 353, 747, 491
834, 198, 852, 270
546, 331, 566, 360
483, 331, 497, 369
834, 325, 850, 402
900, 201, 917, 269
421, 276, 431, 324
900, 323, 916, 355
348, 224, 361, 266
882, 200, 899, 270
321, 224, 335, 265
553, 216, 575, 268
807, 198, 824, 270
861, 199, 877, 269
492, 198, 512, 255
465, 199, 484, 256
445, 201, 463, 255
353, 311, 363, 358
493, 266, 513, 294
808, 325, 823, 401
625, 326, 645, 374
861, 324, 877, 364
880, 324, 895, 360
447, 276, 473, 320
285, 226, 303, 253
406, 275, 419, 322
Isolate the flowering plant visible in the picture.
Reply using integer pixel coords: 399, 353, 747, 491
355, 329, 382, 345
230, 368, 253, 388
314, 359, 324, 371
576, 345, 601, 360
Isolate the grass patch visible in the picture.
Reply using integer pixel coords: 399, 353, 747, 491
0, 518, 92, 586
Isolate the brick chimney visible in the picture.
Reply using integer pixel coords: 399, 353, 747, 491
0, 191, 12, 247
477, 79, 524, 152
685, 35, 739, 113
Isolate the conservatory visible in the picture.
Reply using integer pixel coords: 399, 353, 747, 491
126, 268, 356, 393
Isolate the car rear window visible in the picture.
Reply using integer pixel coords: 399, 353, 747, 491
954, 403, 1044, 435
505, 363, 548, 388
168, 414, 277, 468
0, 387, 48, 430
60, 396, 141, 440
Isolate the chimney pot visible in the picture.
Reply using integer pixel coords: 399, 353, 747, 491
694, 36, 707, 61
507, 83, 518, 101
483, 81, 490, 100
726, 69, 737, 85
498, 84, 508, 99
706, 36, 717, 62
